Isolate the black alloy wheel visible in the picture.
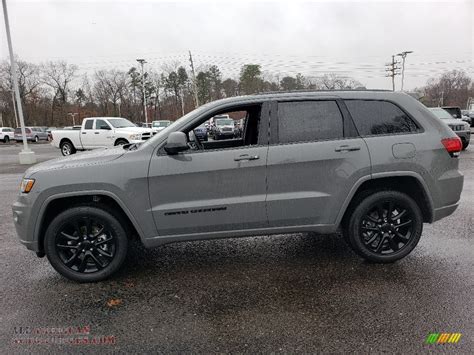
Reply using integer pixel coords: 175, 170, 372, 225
346, 191, 423, 263
44, 206, 128, 282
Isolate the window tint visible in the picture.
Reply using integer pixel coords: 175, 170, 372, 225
345, 100, 418, 136
277, 101, 343, 143
95, 119, 109, 129
84, 120, 94, 130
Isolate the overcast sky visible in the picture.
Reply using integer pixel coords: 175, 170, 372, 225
0, 0, 472, 90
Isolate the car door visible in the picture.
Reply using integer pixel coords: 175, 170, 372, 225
80, 119, 97, 148
94, 119, 113, 147
266, 99, 371, 228
148, 103, 270, 237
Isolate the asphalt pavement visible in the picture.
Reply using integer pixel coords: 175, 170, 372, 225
0, 140, 473, 353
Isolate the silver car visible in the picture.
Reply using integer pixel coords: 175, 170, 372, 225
12, 91, 464, 282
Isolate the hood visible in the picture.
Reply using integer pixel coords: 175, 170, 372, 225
24, 146, 125, 178
115, 127, 152, 134
442, 118, 468, 126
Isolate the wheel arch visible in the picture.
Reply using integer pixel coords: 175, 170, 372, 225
35, 191, 145, 254
337, 172, 434, 227
114, 138, 129, 146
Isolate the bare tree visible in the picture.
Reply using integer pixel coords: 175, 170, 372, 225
41, 61, 78, 105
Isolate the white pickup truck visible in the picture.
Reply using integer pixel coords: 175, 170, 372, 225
52, 117, 153, 156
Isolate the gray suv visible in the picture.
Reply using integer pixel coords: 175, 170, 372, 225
12, 91, 464, 282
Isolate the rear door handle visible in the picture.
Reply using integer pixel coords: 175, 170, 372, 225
234, 154, 259, 161
94, 132, 100, 134
335, 145, 361, 152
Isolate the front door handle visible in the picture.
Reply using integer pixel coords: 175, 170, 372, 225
234, 154, 259, 161
82, 132, 87, 135
335, 145, 361, 152
94, 132, 100, 134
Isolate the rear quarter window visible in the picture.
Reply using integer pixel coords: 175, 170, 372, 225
345, 100, 419, 136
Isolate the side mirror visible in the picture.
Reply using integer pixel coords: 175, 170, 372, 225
164, 131, 189, 155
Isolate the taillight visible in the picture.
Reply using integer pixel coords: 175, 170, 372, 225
441, 137, 462, 157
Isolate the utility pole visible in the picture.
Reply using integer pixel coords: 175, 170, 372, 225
396, 51, 413, 91
136, 59, 148, 125
2, 0, 35, 164
385, 55, 401, 91
68, 112, 78, 126
188, 50, 199, 108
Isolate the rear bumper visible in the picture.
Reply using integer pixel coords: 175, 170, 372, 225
433, 202, 459, 222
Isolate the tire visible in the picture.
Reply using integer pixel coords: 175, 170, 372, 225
60, 140, 76, 156
44, 206, 128, 282
3, 136, 9, 143
34, 135, 39, 143
345, 190, 423, 263
461, 139, 469, 150
115, 139, 128, 146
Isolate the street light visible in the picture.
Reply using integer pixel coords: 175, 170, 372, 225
136, 58, 148, 125
396, 51, 413, 92
2, 0, 35, 163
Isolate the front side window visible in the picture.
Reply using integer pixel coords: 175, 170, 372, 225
277, 100, 344, 143
95, 119, 110, 130
345, 100, 418, 136
108, 118, 136, 128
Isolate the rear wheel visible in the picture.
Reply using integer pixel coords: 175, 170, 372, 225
44, 206, 128, 282
346, 191, 423, 263
34, 135, 39, 143
3, 136, 9, 143
60, 140, 76, 156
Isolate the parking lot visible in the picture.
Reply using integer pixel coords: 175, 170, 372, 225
0, 140, 473, 352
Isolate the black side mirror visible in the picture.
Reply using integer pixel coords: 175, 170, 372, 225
164, 132, 189, 155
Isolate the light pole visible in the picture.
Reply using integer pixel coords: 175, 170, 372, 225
397, 51, 413, 92
10, 89, 18, 127
136, 59, 148, 125
2, 0, 35, 163
68, 112, 78, 126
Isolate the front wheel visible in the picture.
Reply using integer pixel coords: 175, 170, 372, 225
44, 206, 128, 282
115, 139, 128, 146
345, 191, 423, 263
461, 139, 469, 150
34, 135, 39, 143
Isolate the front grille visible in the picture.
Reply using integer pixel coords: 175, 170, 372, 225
449, 125, 464, 131
141, 133, 151, 140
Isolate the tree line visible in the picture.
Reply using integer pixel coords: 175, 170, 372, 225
0, 58, 472, 128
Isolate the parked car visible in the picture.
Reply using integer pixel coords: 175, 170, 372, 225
193, 123, 208, 141
0, 127, 15, 143
429, 107, 470, 150
461, 110, 474, 127
211, 117, 235, 140
13, 91, 464, 282
14, 126, 49, 143
151, 120, 172, 134
51, 117, 153, 156
442, 106, 472, 127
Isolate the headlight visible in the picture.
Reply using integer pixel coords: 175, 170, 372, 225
20, 178, 35, 193
129, 134, 141, 140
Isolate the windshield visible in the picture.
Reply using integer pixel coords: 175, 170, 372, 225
152, 121, 171, 128
429, 108, 453, 120
215, 119, 234, 126
108, 118, 136, 128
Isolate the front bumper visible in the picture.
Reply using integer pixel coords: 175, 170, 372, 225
455, 130, 470, 143
12, 194, 39, 252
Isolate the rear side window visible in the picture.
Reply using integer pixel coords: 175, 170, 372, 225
345, 100, 418, 136
277, 100, 344, 143
84, 120, 94, 130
